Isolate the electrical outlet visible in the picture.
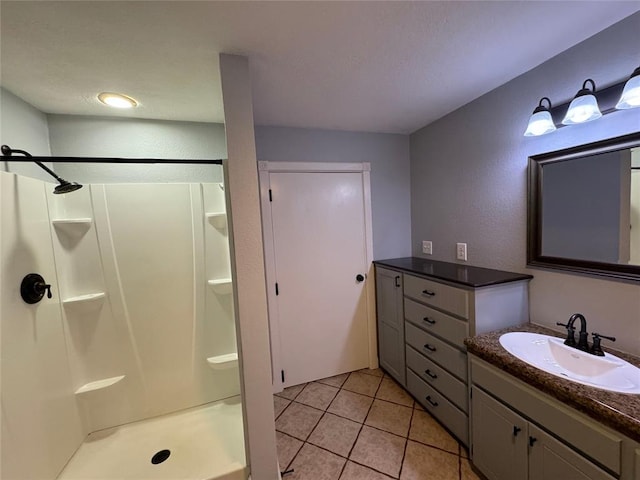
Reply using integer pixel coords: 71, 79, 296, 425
456, 243, 467, 261
422, 240, 432, 255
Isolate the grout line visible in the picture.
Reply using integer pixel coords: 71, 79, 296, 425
398, 404, 416, 479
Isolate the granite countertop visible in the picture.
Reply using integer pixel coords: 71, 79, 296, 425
465, 324, 640, 442
374, 257, 533, 288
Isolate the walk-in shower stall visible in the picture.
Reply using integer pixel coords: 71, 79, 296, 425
1, 156, 247, 480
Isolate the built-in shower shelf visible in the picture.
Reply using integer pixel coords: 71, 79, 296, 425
75, 375, 125, 395
208, 278, 233, 294
63, 292, 106, 312
206, 212, 227, 229
207, 354, 238, 370
52, 218, 93, 237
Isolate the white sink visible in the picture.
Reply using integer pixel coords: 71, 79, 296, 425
499, 332, 640, 394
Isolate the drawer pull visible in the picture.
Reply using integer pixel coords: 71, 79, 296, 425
513, 426, 521, 437
423, 344, 437, 352
422, 289, 436, 297
424, 369, 438, 379
423, 317, 436, 325
425, 395, 439, 407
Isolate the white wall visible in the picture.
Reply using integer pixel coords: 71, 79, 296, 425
255, 126, 411, 260
0, 171, 85, 480
410, 13, 640, 355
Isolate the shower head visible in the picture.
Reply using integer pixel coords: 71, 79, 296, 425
54, 180, 83, 194
1, 145, 83, 194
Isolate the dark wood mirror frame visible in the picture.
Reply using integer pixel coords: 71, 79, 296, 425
527, 131, 640, 282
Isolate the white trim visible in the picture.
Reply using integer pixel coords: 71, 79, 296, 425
259, 161, 370, 173
258, 169, 284, 394
259, 161, 377, 390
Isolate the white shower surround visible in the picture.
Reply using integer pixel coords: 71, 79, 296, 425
0, 171, 245, 479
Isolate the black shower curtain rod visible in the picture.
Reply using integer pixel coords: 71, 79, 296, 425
1, 145, 224, 165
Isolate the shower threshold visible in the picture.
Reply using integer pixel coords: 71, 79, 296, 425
58, 396, 247, 480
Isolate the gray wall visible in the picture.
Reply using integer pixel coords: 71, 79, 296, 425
48, 115, 226, 183
0, 87, 53, 181
410, 13, 640, 355
255, 126, 411, 260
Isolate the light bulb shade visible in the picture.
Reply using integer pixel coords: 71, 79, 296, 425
615, 68, 640, 109
524, 110, 556, 136
562, 94, 601, 124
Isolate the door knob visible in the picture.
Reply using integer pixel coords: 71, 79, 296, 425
21, 273, 53, 304
356, 274, 365, 283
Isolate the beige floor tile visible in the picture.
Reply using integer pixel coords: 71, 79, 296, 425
461, 458, 482, 480
414, 401, 425, 411
400, 440, 459, 480
296, 382, 340, 410
376, 378, 414, 407
358, 367, 384, 377
274, 395, 291, 419
340, 461, 394, 480
275, 402, 324, 440
276, 431, 303, 471
308, 413, 361, 457
408, 410, 458, 454
327, 390, 374, 423
364, 399, 413, 437
288, 443, 346, 480
317, 373, 350, 388
342, 372, 383, 397
349, 426, 406, 478
276, 383, 307, 400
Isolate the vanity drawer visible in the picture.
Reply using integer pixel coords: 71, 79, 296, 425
407, 369, 468, 446
405, 322, 467, 381
406, 346, 468, 412
403, 274, 469, 319
404, 298, 468, 347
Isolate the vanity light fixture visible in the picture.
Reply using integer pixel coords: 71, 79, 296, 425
562, 79, 602, 125
98, 92, 138, 109
524, 97, 556, 136
615, 66, 640, 109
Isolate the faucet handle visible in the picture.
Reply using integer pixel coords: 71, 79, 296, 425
590, 333, 616, 356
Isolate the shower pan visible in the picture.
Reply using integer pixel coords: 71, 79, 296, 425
0, 156, 247, 480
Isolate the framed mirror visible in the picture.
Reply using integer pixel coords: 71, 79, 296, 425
528, 132, 640, 282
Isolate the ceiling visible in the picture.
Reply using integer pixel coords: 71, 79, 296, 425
1, 1, 638, 134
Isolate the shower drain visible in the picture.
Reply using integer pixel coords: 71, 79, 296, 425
151, 449, 171, 465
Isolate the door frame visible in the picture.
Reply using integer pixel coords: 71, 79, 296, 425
258, 161, 377, 393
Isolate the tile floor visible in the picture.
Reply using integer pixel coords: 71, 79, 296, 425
274, 368, 483, 480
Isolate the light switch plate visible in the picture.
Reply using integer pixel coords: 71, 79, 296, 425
422, 241, 432, 255
456, 243, 467, 261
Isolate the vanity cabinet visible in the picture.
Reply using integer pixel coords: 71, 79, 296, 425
375, 266, 405, 385
470, 355, 639, 480
472, 387, 614, 480
374, 257, 532, 447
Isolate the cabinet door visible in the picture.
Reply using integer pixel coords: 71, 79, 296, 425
528, 425, 616, 480
375, 267, 405, 385
471, 387, 527, 480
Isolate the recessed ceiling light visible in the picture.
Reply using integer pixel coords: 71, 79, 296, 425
98, 92, 138, 109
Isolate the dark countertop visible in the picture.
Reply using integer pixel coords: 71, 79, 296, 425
374, 257, 533, 288
465, 324, 640, 442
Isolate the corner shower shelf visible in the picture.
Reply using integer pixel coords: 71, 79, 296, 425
75, 375, 125, 395
62, 292, 106, 312
208, 278, 232, 295
207, 354, 238, 370
206, 212, 227, 229
52, 218, 93, 238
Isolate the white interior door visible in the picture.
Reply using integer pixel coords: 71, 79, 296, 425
260, 163, 375, 389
